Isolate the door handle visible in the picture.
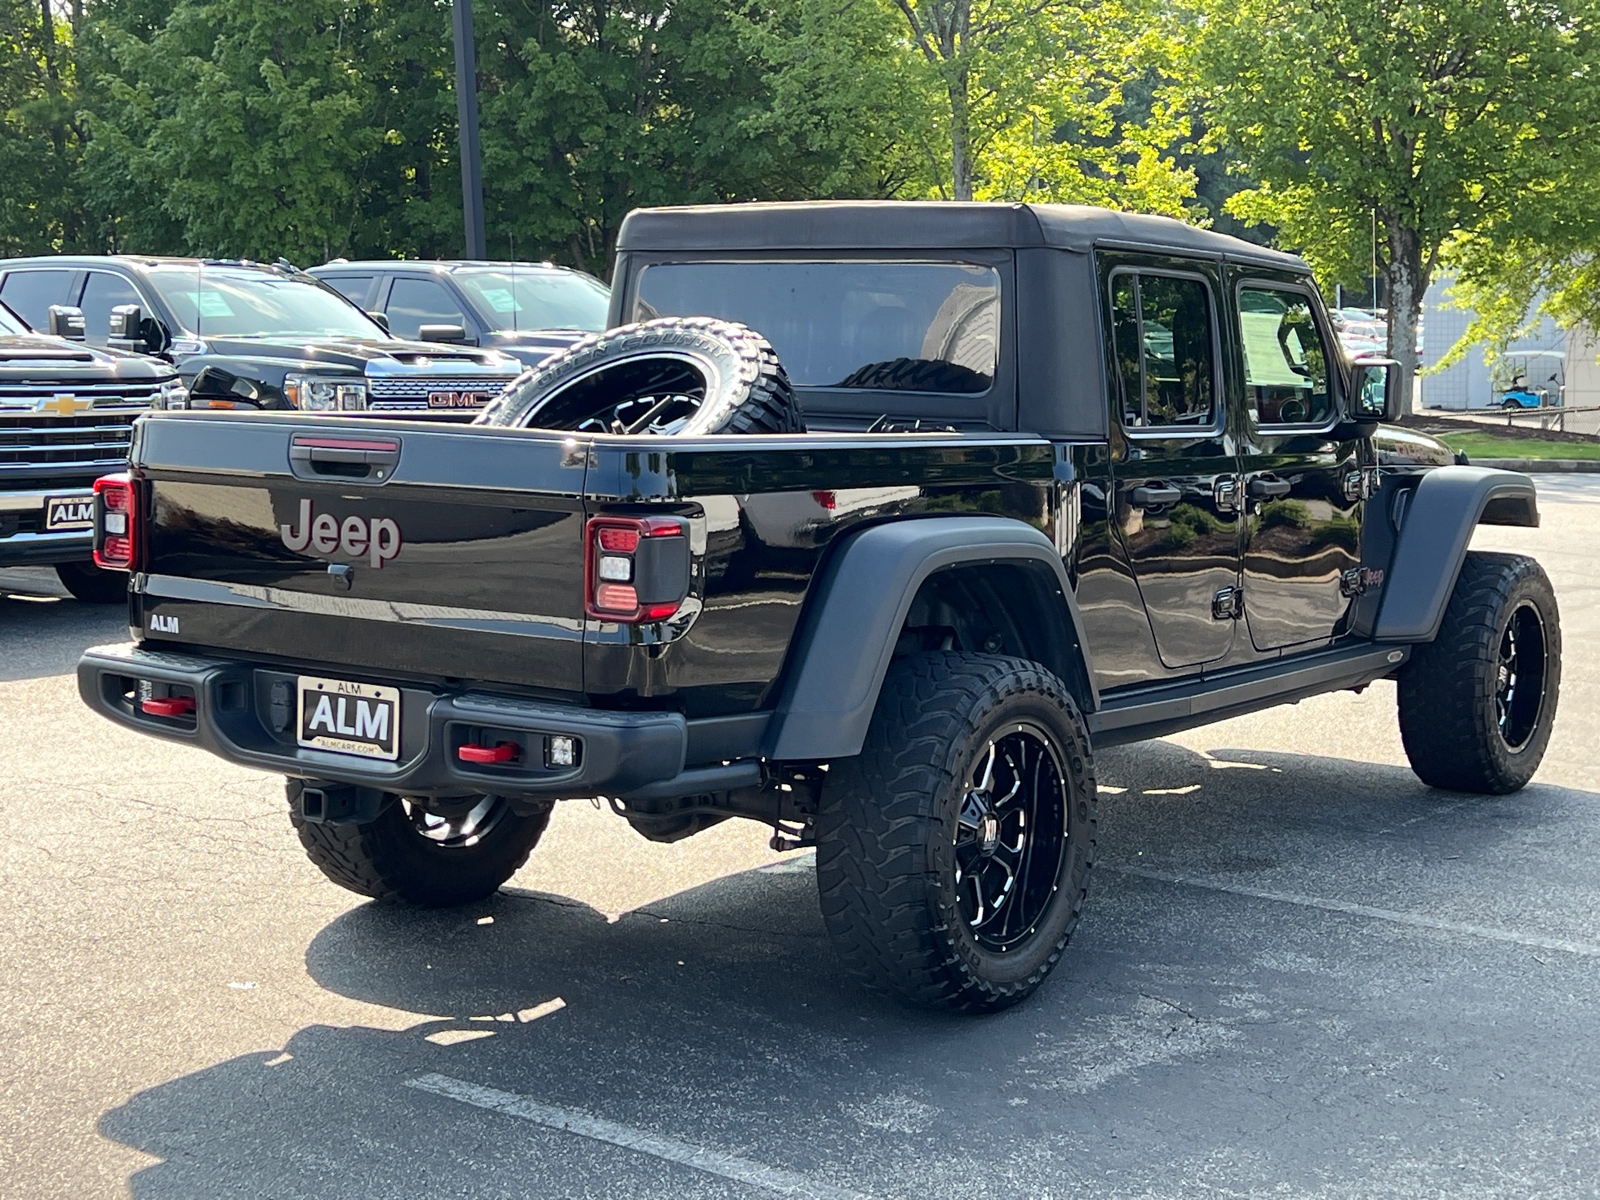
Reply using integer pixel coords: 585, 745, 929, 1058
1130, 484, 1182, 507
1248, 477, 1292, 498
289, 433, 401, 483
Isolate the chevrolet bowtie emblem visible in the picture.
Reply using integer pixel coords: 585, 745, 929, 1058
39, 394, 90, 415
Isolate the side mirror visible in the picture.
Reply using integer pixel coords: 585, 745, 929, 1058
366, 311, 391, 334
1348, 358, 1403, 424
48, 305, 85, 340
417, 323, 472, 345
108, 304, 144, 351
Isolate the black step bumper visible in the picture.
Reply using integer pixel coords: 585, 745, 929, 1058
76, 642, 746, 802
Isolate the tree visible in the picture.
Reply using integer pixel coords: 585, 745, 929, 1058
889, 0, 1196, 210
473, 0, 924, 271
81, 0, 382, 263
1194, 0, 1600, 409
0, 0, 104, 253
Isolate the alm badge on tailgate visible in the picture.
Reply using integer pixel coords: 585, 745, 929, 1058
298, 676, 401, 760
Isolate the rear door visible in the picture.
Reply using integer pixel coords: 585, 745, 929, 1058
135, 415, 591, 694
1103, 254, 1243, 670
1231, 275, 1363, 650
76, 269, 147, 346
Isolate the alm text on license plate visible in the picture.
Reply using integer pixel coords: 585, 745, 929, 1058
45, 495, 95, 531
297, 676, 401, 761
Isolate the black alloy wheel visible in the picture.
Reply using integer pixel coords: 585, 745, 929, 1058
1494, 601, 1548, 751
402, 794, 512, 847
954, 728, 1070, 953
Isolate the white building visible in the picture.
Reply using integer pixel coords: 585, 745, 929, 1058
1420, 276, 1600, 431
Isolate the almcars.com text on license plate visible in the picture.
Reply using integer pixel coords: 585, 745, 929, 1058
297, 676, 400, 760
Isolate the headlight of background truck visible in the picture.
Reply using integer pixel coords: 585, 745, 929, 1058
285, 374, 368, 412
158, 378, 190, 410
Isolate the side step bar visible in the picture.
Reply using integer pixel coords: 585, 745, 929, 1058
1088, 643, 1409, 747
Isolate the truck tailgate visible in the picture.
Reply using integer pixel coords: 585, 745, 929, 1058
132, 413, 590, 694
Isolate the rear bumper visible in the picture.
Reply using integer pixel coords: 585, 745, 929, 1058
76, 642, 736, 801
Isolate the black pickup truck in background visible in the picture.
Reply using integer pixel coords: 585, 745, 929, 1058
78, 202, 1559, 1011
0, 257, 526, 417
309, 259, 610, 370
0, 299, 181, 601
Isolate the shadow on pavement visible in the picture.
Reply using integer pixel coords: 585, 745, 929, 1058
98, 741, 1600, 1200
1, 569, 127, 683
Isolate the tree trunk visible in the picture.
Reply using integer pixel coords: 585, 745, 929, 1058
1384, 220, 1426, 416
949, 69, 971, 201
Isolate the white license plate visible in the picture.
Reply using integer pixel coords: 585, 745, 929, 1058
297, 675, 401, 761
45, 495, 95, 531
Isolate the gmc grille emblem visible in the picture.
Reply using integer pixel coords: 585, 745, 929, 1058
427, 390, 490, 409
280, 499, 401, 568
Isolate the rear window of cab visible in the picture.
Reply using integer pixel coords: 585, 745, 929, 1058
632, 261, 1000, 394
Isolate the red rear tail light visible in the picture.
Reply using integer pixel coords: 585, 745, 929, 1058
584, 515, 690, 622
597, 527, 640, 553
93, 473, 141, 571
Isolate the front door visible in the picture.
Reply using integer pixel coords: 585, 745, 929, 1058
1232, 278, 1364, 650
1105, 259, 1242, 670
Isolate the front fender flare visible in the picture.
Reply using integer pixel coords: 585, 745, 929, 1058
764, 516, 1095, 761
1373, 465, 1538, 642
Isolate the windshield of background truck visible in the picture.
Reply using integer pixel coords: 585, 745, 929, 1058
454, 268, 610, 333
0, 301, 26, 334
145, 266, 387, 339
633, 261, 1000, 392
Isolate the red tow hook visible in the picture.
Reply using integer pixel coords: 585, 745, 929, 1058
142, 695, 195, 717
458, 742, 518, 764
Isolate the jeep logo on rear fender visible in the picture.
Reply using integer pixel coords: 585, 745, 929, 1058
280, 499, 401, 568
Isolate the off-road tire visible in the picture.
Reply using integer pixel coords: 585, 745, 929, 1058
834, 356, 988, 394
476, 317, 804, 436
288, 782, 552, 907
1398, 551, 1560, 794
816, 652, 1097, 1012
55, 562, 128, 604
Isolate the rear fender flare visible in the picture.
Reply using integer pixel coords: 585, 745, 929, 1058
764, 516, 1096, 761
1373, 466, 1539, 643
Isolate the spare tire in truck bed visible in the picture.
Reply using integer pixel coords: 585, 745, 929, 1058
476, 317, 805, 436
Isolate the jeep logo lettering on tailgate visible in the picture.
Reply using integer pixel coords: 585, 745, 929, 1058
280, 499, 401, 568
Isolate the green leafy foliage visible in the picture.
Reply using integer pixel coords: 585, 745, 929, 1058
1193, 0, 1600, 404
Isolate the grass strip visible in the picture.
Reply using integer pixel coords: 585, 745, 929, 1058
1432, 430, 1600, 461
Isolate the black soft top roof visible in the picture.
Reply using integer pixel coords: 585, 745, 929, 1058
617, 201, 1306, 270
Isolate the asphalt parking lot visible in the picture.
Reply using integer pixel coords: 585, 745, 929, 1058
3, 477, 1599, 1200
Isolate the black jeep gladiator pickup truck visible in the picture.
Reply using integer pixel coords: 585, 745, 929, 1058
77, 202, 1558, 1011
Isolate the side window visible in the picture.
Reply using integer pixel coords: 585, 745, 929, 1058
323, 274, 375, 307
1239, 287, 1334, 426
0, 269, 73, 329
79, 271, 145, 346
1109, 272, 1217, 430
384, 277, 466, 339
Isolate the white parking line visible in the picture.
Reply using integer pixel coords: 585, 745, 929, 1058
407, 1072, 874, 1200
1106, 863, 1600, 959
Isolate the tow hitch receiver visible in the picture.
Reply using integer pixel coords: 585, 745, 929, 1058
298, 783, 390, 824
